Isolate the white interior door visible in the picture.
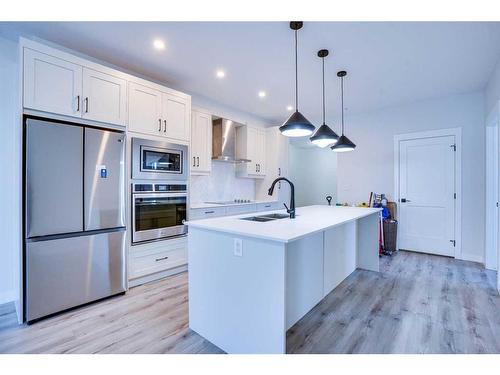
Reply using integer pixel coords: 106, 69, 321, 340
398, 135, 456, 256
486, 123, 499, 270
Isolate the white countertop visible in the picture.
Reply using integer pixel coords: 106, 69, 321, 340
186, 205, 382, 243
190, 200, 279, 209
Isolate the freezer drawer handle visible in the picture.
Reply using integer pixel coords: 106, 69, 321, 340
155, 256, 169, 262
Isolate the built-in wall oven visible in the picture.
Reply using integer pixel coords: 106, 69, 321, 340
132, 137, 188, 180
132, 183, 188, 244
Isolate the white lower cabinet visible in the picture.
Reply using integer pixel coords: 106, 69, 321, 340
225, 204, 257, 215
189, 201, 281, 220
256, 201, 282, 211
189, 206, 226, 220
129, 236, 187, 283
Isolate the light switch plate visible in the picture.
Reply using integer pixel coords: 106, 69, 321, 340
233, 238, 243, 257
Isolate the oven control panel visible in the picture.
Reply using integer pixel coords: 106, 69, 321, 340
155, 184, 187, 192
133, 183, 187, 193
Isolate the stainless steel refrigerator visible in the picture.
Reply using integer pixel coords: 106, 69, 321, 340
24, 117, 127, 322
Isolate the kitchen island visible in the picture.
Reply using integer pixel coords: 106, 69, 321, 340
186, 205, 381, 353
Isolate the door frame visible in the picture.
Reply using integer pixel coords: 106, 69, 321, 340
485, 103, 499, 271
393, 127, 462, 259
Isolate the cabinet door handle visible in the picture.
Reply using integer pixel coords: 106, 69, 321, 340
278, 167, 281, 176
197, 157, 200, 167
76, 95, 80, 112
85, 97, 89, 113
155, 256, 169, 262
158, 119, 162, 131
164, 119, 167, 133
193, 156, 196, 167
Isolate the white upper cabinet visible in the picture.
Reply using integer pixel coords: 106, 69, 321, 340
255, 126, 290, 203
128, 82, 162, 134
128, 82, 190, 143
22, 39, 190, 133
236, 125, 266, 178
162, 93, 190, 142
191, 109, 212, 175
23, 46, 127, 127
24, 48, 82, 118
82, 68, 127, 126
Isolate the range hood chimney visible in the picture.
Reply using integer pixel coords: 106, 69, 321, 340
212, 118, 251, 163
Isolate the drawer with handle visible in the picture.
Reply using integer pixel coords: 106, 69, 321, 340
256, 201, 282, 211
129, 244, 187, 279
189, 206, 226, 220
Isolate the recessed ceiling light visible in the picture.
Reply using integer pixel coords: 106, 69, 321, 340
216, 70, 225, 78
286, 105, 293, 111
153, 39, 165, 50
258, 91, 267, 98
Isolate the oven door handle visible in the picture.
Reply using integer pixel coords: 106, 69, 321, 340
133, 193, 188, 199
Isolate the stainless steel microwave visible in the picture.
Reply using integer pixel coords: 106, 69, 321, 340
132, 137, 188, 180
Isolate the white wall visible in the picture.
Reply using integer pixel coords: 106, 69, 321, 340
486, 57, 500, 115
289, 146, 337, 207
0, 35, 20, 306
337, 91, 485, 263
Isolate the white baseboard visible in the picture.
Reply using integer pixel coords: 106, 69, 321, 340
0, 289, 16, 305
458, 253, 484, 264
128, 265, 188, 288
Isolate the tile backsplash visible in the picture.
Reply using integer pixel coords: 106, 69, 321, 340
190, 162, 255, 203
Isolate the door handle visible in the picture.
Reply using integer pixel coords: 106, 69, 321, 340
401, 198, 411, 203
85, 97, 89, 113
164, 119, 167, 133
197, 157, 200, 167
193, 156, 196, 167
76, 95, 80, 112
158, 119, 162, 131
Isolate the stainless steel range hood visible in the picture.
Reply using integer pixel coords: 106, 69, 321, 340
212, 118, 251, 163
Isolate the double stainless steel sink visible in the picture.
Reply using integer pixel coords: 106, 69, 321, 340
240, 213, 290, 222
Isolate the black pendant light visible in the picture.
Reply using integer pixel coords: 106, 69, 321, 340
279, 21, 315, 137
309, 49, 339, 148
331, 71, 356, 152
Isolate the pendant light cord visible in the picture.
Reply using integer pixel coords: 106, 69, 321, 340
322, 56, 325, 124
295, 29, 298, 110
340, 75, 344, 135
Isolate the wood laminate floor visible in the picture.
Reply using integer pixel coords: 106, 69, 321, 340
0, 251, 499, 354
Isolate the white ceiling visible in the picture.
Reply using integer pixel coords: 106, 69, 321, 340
2, 21, 500, 125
